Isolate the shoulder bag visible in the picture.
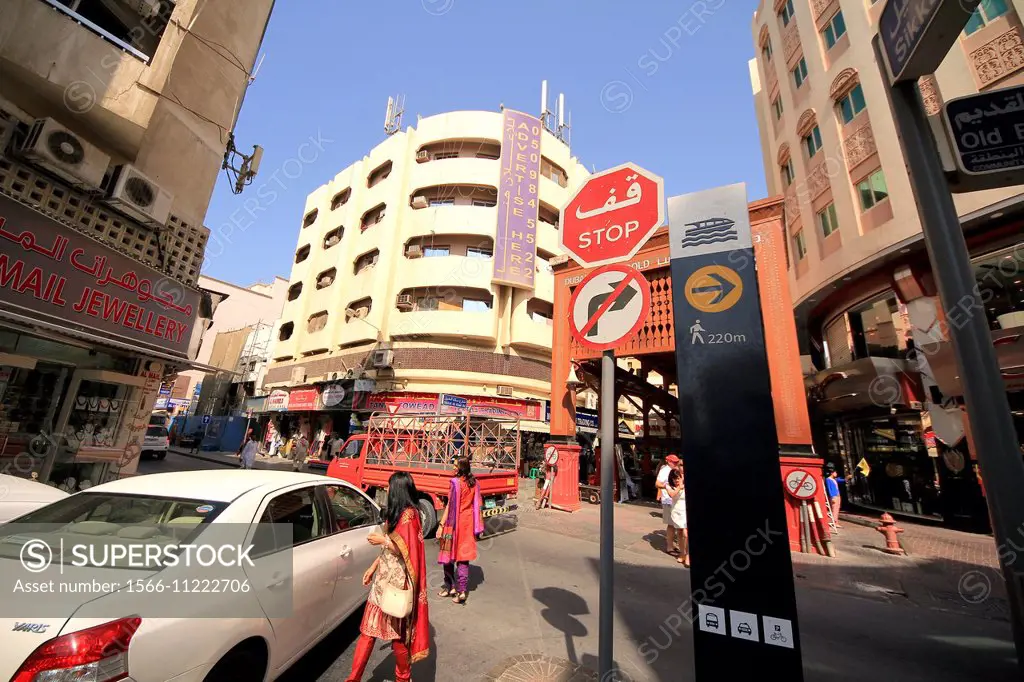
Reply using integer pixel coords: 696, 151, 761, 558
378, 544, 413, 618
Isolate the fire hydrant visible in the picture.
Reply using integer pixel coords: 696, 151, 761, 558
876, 513, 905, 555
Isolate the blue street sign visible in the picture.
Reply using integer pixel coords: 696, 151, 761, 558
202, 415, 211, 425
943, 85, 1024, 176
440, 394, 468, 410
879, 0, 979, 83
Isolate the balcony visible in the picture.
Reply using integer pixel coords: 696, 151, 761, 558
390, 310, 496, 344
408, 157, 499, 197
398, 255, 494, 292
406, 204, 497, 239
510, 317, 553, 352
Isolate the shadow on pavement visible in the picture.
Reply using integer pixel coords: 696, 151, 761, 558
533, 586, 590, 665
368, 624, 438, 682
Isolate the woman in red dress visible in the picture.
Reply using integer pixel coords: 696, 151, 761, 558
346, 472, 430, 682
437, 457, 483, 605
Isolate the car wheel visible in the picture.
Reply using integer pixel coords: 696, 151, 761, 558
204, 641, 267, 682
156, 451, 166, 460
417, 497, 438, 538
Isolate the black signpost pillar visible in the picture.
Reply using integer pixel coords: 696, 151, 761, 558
668, 183, 803, 680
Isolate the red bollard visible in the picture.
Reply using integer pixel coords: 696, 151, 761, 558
876, 512, 905, 555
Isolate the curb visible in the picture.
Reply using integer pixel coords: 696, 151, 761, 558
168, 448, 237, 468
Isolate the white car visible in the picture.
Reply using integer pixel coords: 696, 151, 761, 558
142, 425, 170, 460
0, 473, 69, 524
0, 470, 382, 681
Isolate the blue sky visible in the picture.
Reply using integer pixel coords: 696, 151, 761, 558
202, 0, 762, 284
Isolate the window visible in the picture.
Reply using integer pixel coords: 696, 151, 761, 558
779, 0, 795, 26
302, 209, 318, 228
463, 298, 492, 312
321, 486, 378, 533
838, 84, 867, 124
360, 204, 386, 230
467, 246, 493, 259
331, 188, 351, 210
822, 10, 847, 49
965, 0, 1010, 35
346, 298, 372, 320
287, 282, 303, 301
354, 250, 380, 275
804, 126, 823, 158
793, 58, 809, 89
782, 158, 796, 187
424, 246, 450, 257
295, 245, 310, 263
818, 203, 840, 237
472, 198, 497, 207
315, 268, 337, 289
763, 38, 774, 62
307, 311, 328, 333
417, 296, 439, 311
793, 231, 807, 261
772, 96, 784, 120
44, 0, 172, 62
849, 295, 910, 360
541, 157, 568, 187
367, 160, 392, 188
323, 227, 343, 249
433, 151, 459, 160
278, 322, 294, 341
857, 169, 889, 211
429, 198, 455, 207
252, 488, 325, 555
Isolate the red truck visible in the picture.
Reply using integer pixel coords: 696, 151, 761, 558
325, 411, 520, 536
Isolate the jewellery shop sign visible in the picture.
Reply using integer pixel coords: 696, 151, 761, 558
0, 196, 198, 357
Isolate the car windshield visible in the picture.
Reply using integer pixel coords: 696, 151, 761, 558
341, 440, 362, 458
0, 493, 228, 570
146, 426, 168, 438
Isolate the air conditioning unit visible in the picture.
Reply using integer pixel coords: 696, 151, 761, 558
396, 294, 414, 310
372, 349, 394, 368
415, 150, 429, 163
102, 164, 174, 226
411, 195, 428, 209
406, 245, 422, 259
290, 366, 306, 384
344, 368, 358, 380
496, 384, 514, 397
15, 118, 110, 189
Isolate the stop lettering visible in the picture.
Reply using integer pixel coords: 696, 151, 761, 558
560, 162, 665, 268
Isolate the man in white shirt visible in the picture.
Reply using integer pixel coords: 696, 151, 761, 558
656, 454, 682, 554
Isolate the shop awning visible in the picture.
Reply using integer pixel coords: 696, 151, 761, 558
501, 420, 550, 434
0, 308, 233, 375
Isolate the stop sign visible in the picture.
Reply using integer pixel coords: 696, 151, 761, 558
560, 162, 665, 268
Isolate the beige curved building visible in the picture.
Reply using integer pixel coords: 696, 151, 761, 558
749, 0, 1024, 529
263, 109, 588, 423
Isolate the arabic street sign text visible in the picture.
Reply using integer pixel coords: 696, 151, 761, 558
943, 85, 1024, 176
879, 0, 979, 83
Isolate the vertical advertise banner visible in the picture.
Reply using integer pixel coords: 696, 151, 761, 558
493, 109, 541, 290
667, 183, 803, 680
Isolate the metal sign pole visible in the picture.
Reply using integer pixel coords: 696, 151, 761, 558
599, 348, 616, 677
874, 35, 1024, 673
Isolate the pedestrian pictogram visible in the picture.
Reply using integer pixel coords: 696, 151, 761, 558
560, 163, 665, 268
784, 469, 818, 500
569, 264, 651, 352
690, 320, 706, 344
684, 265, 743, 313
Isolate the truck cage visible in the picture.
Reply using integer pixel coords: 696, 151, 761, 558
362, 411, 520, 473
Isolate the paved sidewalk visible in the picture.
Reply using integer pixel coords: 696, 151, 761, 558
516, 479, 1009, 622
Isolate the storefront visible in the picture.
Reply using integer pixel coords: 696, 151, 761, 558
0, 195, 200, 490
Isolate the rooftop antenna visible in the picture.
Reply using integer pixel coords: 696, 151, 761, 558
540, 80, 554, 133
384, 94, 405, 136
557, 94, 572, 149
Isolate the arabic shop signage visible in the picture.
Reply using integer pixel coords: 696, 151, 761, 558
879, 0, 979, 84
0, 196, 198, 357
492, 109, 542, 291
367, 392, 543, 419
267, 390, 288, 411
943, 85, 1024, 176
288, 387, 319, 411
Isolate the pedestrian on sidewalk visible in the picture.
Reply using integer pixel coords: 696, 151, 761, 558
291, 433, 309, 472
437, 457, 484, 605
346, 472, 430, 682
825, 463, 845, 530
237, 430, 258, 470
656, 454, 682, 556
666, 467, 689, 567
535, 444, 559, 510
